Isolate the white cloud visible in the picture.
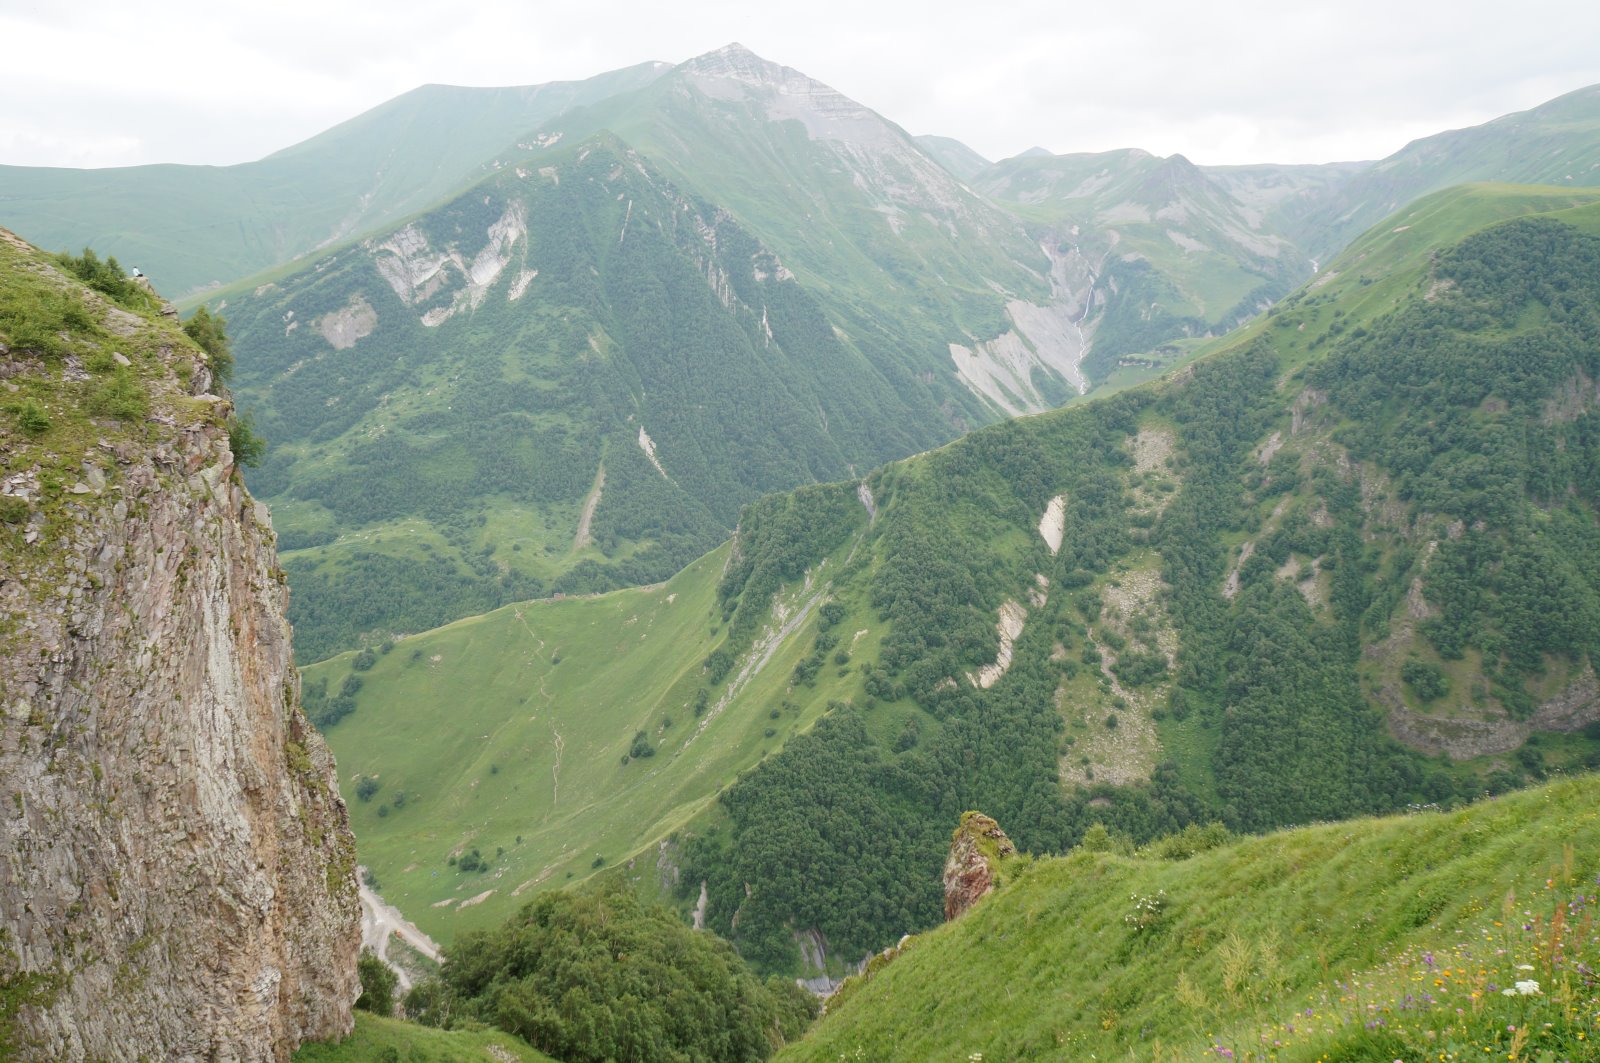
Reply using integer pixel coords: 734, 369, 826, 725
2, 0, 1599, 169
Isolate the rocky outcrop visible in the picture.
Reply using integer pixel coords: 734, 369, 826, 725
0, 235, 359, 1060
942, 812, 1016, 921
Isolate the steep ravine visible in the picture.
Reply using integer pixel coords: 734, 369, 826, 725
0, 232, 360, 1060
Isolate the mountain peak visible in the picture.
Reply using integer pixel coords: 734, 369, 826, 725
674, 42, 900, 152
680, 41, 784, 81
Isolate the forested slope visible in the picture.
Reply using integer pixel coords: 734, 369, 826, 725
682, 188, 1600, 972
226, 135, 952, 660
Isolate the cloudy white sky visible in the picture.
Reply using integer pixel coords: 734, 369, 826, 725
3, 0, 1599, 170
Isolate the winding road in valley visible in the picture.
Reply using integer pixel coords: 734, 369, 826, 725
359, 878, 442, 992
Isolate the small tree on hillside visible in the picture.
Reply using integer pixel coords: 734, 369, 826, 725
182, 305, 234, 383
355, 949, 397, 1016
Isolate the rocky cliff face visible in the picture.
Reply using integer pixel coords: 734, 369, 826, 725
0, 230, 359, 1060
942, 812, 1015, 921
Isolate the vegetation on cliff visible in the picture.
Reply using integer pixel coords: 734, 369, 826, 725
1, 229, 360, 1056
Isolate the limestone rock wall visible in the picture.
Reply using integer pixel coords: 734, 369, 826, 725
0, 241, 360, 1060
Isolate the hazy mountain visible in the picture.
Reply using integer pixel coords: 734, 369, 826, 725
224, 135, 962, 660
1293, 82, 1600, 258
218, 44, 1144, 658
973, 147, 1314, 380
0, 62, 668, 296
913, 134, 993, 182
542, 43, 1095, 417
1201, 158, 1372, 261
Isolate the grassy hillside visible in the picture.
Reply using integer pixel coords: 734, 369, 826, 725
0, 232, 248, 599
294, 1012, 555, 1062
224, 134, 952, 660
782, 775, 1600, 1062
0, 63, 665, 298
327, 186, 1600, 977
305, 486, 883, 941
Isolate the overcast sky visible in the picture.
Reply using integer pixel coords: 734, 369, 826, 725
3, 0, 1599, 171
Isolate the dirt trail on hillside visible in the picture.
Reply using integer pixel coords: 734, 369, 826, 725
573, 463, 605, 551
550, 724, 565, 808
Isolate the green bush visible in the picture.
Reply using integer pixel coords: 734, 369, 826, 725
355, 950, 397, 1017
1401, 660, 1449, 703
182, 305, 234, 383
407, 883, 815, 1060
227, 414, 265, 467
86, 367, 148, 421
56, 247, 138, 306
16, 398, 49, 436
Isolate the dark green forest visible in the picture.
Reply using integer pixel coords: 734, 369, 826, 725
404, 884, 814, 1062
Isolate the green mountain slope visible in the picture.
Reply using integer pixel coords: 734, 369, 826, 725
0, 63, 666, 297
224, 135, 959, 661
321, 186, 1600, 978
781, 775, 1600, 1062
1294, 82, 1600, 260
676, 188, 1600, 974
544, 44, 1096, 417
304, 485, 880, 941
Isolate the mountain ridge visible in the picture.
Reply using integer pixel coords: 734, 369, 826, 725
0, 61, 669, 296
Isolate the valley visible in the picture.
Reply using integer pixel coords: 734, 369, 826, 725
6, 37, 1600, 1063
304, 182, 1600, 996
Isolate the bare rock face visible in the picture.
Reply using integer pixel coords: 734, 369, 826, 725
0, 235, 359, 1060
942, 811, 1016, 921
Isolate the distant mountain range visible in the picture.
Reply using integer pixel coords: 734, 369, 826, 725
6, 47, 1600, 665
0, 62, 669, 296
